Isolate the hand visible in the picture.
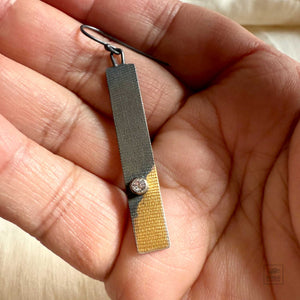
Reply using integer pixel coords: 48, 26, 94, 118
0, 0, 299, 299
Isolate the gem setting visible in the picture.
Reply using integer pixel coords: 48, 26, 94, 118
129, 178, 149, 195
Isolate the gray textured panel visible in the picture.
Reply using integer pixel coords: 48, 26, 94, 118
106, 64, 154, 188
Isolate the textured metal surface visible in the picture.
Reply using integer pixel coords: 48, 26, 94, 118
106, 64, 169, 253
130, 166, 169, 253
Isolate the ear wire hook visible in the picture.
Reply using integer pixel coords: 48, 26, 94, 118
80, 25, 125, 67
80, 24, 169, 67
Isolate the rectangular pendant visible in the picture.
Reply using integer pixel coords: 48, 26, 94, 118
106, 64, 170, 253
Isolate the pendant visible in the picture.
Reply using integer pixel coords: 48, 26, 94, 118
81, 25, 170, 253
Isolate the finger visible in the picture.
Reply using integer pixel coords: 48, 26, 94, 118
0, 114, 127, 279
0, 53, 123, 184
43, 0, 266, 88
0, 0, 186, 129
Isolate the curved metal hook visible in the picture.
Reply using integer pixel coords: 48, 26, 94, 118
81, 25, 125, 66
80, 24, 169, 67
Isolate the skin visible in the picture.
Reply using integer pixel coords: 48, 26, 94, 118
0, 0, 299, 298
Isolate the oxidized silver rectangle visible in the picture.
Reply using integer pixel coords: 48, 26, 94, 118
106, 64, 170, 253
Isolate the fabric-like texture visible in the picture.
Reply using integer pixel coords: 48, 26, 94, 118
1, 1, 299, 300
187, 0, 300, 62
247, 26, 300, 62
185, 0, 300, 25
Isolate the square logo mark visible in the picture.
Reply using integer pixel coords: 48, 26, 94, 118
264, 264, 284, 285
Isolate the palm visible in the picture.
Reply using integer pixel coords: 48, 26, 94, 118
0, 0, 299, 299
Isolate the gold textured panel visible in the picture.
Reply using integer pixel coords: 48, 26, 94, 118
133, 166, 170, 253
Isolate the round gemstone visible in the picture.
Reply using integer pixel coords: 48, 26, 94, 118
129, 178, 148, 195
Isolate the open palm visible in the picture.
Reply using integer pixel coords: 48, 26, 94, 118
0, 0, 299, 299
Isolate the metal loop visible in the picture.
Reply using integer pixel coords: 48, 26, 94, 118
81, 24, 125, 67
80, 24, 169, 67
104, 44, 125, 66
104, 44, 120, 55
110, 49, 125, 67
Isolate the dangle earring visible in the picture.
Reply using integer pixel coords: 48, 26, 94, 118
80, 25, 170, 254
